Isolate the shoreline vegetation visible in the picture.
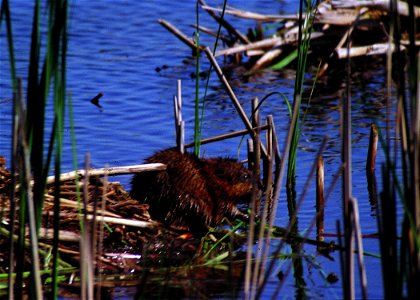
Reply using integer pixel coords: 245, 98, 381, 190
1, 0, 419, 298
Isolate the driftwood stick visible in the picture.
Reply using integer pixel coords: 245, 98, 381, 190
198, 0, 250, 44
184, 125, 269, 149
336, 43, 403, 59
158, 19, 203, 52
215, 30, 323, 57
201, 4, 296, 22
332, 0, 420, 18
191, 24, 231, 42
204, 47, 250, 128
45, 163, 166, 185
85, 214, 157, 229
216, 36, 286, 57
250, 48, 283, 72
203, 47, 255, 135
319, 12, 358, 76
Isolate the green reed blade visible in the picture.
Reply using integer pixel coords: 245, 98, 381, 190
271, 49, 298, 70
193, 1, 201, 156
0, 0, 17, 91
196, 0, 229, 156
287, 0, 315, 184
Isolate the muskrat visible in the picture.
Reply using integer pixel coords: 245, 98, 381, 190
130, 148, 253, 235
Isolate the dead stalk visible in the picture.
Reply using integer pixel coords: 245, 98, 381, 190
316, 156, 325, 243
350, 197, 368, 299
80, 153, 94, 300
174, 79, 184, 153
366, 123, 378, 174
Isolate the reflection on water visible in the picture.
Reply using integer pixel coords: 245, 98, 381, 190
0, 1, 396, 298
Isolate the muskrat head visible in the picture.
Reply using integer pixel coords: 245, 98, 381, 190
202, 157, 254, 204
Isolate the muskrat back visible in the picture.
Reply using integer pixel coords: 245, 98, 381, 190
130, 148, 253, 235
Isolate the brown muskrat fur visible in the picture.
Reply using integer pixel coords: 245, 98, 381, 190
130, 148, 253, 235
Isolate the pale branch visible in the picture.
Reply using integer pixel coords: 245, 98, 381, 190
45, 163, 166, 185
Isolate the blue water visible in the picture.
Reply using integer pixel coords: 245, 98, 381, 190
0, 1, 397, 299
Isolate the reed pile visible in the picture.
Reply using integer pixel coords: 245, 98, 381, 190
161, 0, 420, 75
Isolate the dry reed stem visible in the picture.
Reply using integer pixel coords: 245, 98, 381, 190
80, 153, 94, 300
244, 139, 254, 300
85, 215, 156, 229
8, 77, 19, 297
174, 79, 184, 153
0, 226, 74, 266
95, 171, 107, 299
38, 228, 82, 242
198, 0, 250, 44
245, 97, 263, 299
264, 115, 275, 218
184, 125, 269, 148
203, 47, 268, 159
255, 95, 301, 298
366, 123, 378, 173
43, 195, 120, 218
247, 139, 254, 171
251, 97, 261, 215
349, 197, 368, 299
414, 52, 420, 243
253, 116, 275, 295
342, 30, 355, 299
249, 98, 262, 300
316, 156, 325, 243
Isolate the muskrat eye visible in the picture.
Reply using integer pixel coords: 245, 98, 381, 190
241, 174, 249, 181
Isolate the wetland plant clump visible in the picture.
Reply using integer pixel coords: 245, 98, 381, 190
130, 148, 254, 236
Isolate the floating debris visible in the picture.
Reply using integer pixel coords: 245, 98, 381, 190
160, 0, 420, 75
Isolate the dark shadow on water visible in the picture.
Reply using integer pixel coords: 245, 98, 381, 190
366, 170, 378, 214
